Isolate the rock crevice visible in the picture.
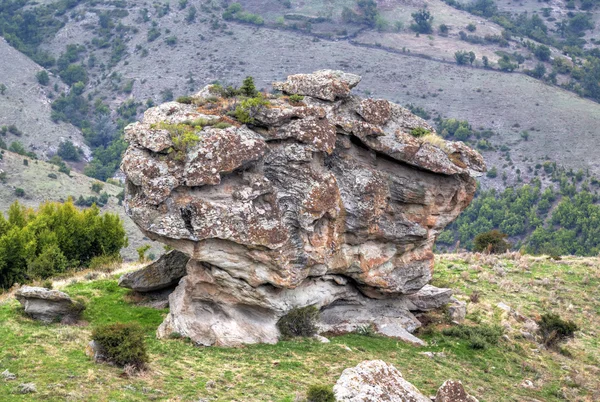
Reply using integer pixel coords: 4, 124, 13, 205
121, 70, 485, 346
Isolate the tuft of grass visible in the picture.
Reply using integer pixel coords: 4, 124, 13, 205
307, 384, 335, 402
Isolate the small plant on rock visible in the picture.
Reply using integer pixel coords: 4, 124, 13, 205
232, 94, 269, 124
277, 305, 319, 338
307, 384, 335, 402
288, 94, 304, 104
91, 323, 148, 369
176, 95, 193, 104
410, 127, 431, 138
538, 313, 578, 349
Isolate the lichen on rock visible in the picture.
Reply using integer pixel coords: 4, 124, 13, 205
121, 70, 485, 346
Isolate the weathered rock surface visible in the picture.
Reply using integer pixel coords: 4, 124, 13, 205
122, 70, 485, 346
118, 250, 190, 292
447, 300, 467, 324
15, 286, 75, 323
435, 380, 479, 402
333, 360, 431, 402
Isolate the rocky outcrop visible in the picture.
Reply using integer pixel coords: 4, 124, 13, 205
333, 360, 431, 402
15, 286, 78, 323
121, 70, 485, 346
118, 250, 189, 292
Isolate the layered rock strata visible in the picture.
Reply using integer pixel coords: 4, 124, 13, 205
122, 70, 485, 346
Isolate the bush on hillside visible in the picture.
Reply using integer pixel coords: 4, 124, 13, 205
0, 200, 128, 289
307, 384, 335, 402
91, 323, 148, 368
473, 230, 511, 254
442, 324, 504, 349
538, 313, 578, 348
277, 306, 319, 338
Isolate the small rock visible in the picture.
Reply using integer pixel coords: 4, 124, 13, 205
85, 340, 106, 363
496, 302, 511, 313
1, 369, 16, 380
313, 334, 330, 343
334, 360, 430, 401
405, 285, 453, 311
520, 380, 534, 389
447, 300, 467, 324
435, 380, 479, 402
419, 352, 446, 359
118, 250, 189, 292
15, 286, 77, 323
520, 331, 535, 341
19, 383, 36, 394
205, 380, 215, 389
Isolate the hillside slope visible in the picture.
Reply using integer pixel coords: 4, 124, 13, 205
0, 253, 597, 401
0, 38, 89, 160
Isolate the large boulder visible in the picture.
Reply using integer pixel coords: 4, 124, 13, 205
333, 360, 431, 402
15, 286, 77, 323
121, 70, 485, 346
118, 250, 190, 292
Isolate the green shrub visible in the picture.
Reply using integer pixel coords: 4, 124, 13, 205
57, 140, 81, 161
288, 94, 304, 104
27, 244, 69, 279
91, 182, 104, 193
36, 71, 50, 86
137, 244, 151, 262
538, 313, 578, 348
0, 200, 127, 290
91, 323, 148, 368
442, 324, 503, 349
212, 122, 232, 129
410, 127, 431, 138
176, 95, 193, 104
307, 384, 335, 402
277, 306, 319, 338
15, 188, 25, 197
232, 94, 269, 124
473, 230, 510, 253
48, 173, 58, 179
240, 76, 257, 97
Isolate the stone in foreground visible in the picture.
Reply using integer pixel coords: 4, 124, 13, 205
118, 250, 189, 292
122, 70, 485, 346
436, 380, 479, 402
333, 360, 431, 402
15, 286, 75, 323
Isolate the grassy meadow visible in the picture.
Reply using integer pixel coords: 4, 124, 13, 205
0, 254, 598, 401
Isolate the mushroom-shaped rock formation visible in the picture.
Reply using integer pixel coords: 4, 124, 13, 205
121, 70, 485, 346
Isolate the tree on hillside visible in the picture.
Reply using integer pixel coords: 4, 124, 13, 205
474, 230, 511, 253
411, 9, 433, 34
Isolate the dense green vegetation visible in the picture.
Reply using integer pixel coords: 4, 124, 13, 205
0, 200, 127, 289
437, 172, 600, 255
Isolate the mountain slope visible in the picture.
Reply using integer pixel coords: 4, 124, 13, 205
0, 38, 89, 160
